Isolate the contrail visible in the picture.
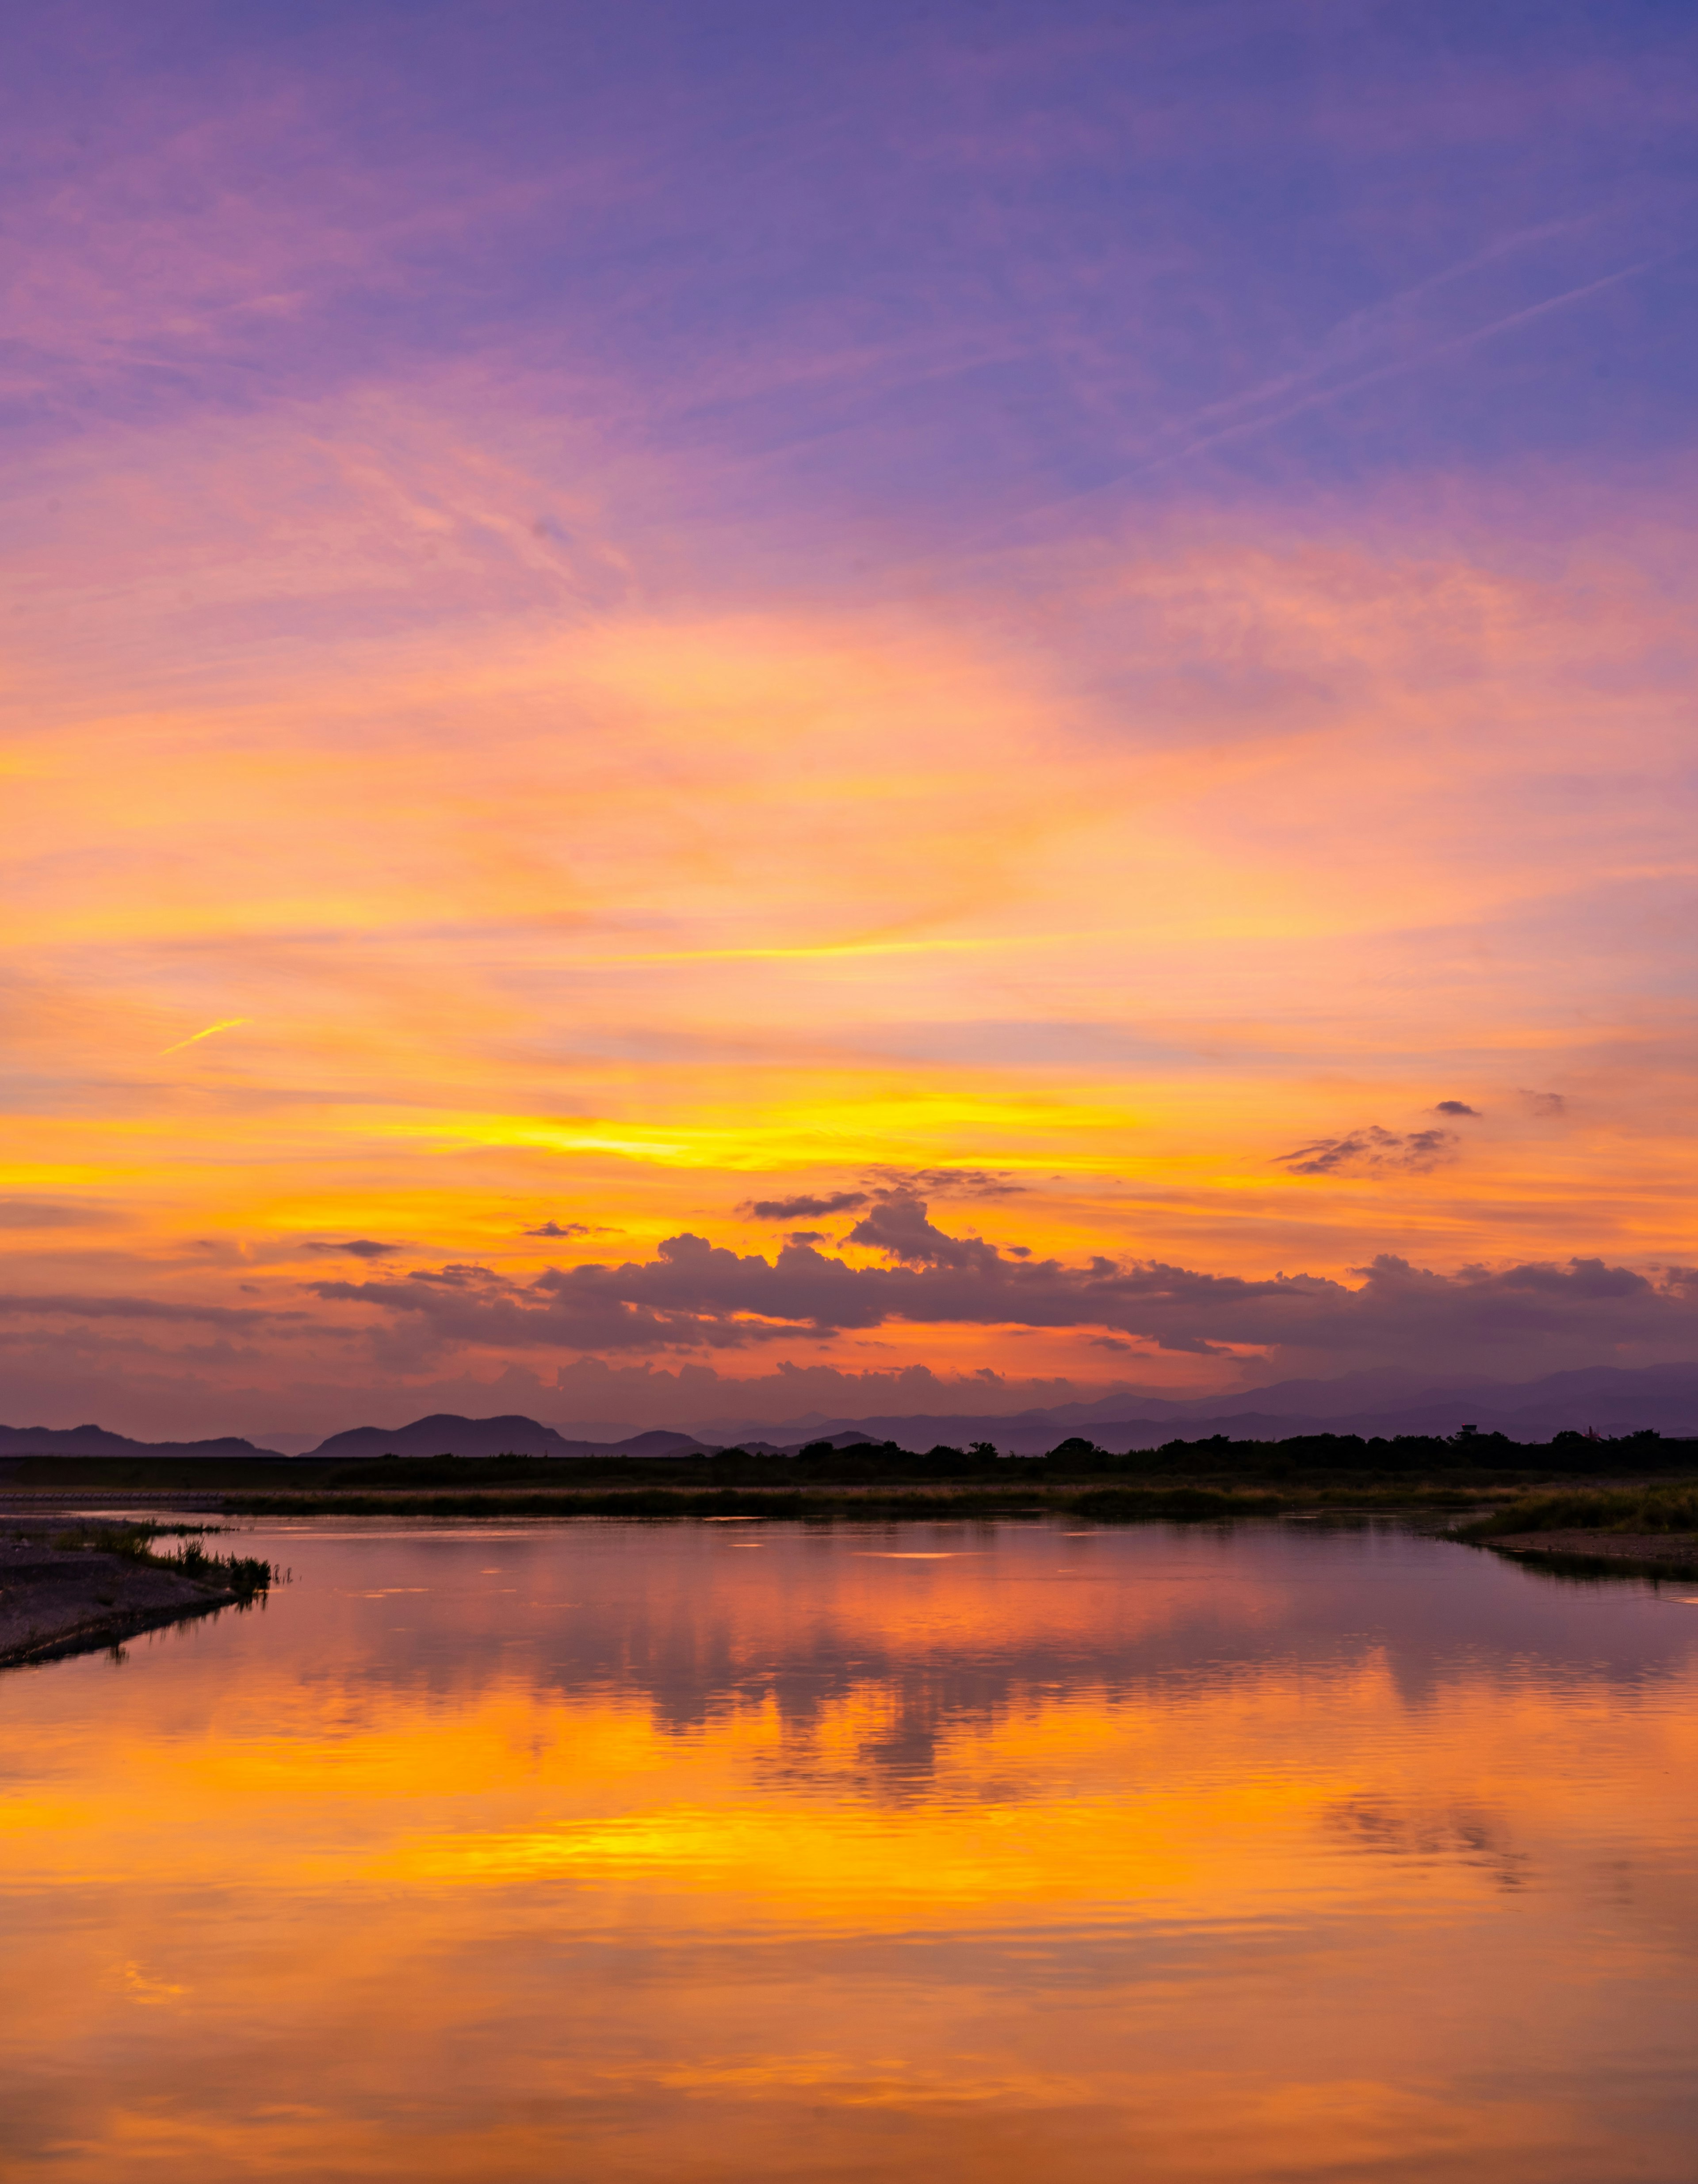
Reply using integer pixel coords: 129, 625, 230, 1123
160, 1017, 252, 1056
971, 245, 1679, 548
1133, 256, 1662, 477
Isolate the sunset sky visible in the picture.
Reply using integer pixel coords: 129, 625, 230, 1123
5, 0, 1697, 1440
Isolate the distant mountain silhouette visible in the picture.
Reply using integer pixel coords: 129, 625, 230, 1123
304, 1414, 715, 1460
3, 1362, 1695, 1461
0, 1424, 286, 1459
690, 1362, 1698, 1452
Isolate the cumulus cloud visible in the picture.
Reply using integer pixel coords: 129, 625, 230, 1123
1433, 1100, 1479, 1117
1521, 1089, 1568, 1116
304, 1238, 402, 1259
1276, 1125, 1459, 1176
524, 1220, 619, 1238
741, 1191, 869, 1221
301, 1197, 1698, 1368
845, 1194, 1002, 1269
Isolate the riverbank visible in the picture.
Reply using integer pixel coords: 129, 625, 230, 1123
1453, 1485, 1698, 1579
0, 1522, 274, 1672
1481, 1530, 1698, 1576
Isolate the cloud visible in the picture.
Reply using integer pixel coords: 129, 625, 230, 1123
1433, 1100, 1479, 1117
845, 1193, 1002, 1270
540, 1355, 1107, 1432
0, 1292, 290, 1327
786, 1230, 826, 1245
159, 1017, 252, 1057
742, 1191, 870, 1221
745, 1172, 1024, 1223
1276, 1126, 1459, 1176
302, 1199, 1698, 1369
0, 1199, 105, 1230
304, 1239, 402, 1259
869, 1168, 1025, 1199
523, 1221, 619, 1238
1521, 1090, 1568, 1116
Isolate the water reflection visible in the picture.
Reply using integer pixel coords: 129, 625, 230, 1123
3, 1517, 1697, 2180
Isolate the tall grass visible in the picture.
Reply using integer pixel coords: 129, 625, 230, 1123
50, 1522, 275, 1596
1457, 1485, 1698, 1539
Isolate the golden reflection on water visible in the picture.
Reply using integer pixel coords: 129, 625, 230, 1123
3, 1518, 1697, 2181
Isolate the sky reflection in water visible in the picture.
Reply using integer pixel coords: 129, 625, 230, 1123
3, 1518, 1697, 2180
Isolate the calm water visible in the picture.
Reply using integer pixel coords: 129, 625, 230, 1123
3, 1516, 1697, 2181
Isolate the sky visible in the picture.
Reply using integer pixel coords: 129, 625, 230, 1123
4, 0, 1698, 1441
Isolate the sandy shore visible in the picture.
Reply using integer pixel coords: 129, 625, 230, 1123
1487, 1530, 1698, 1574
0, 1523, 242, 1670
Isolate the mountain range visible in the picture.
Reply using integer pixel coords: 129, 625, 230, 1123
704, 1362, 1698, 1454
3, 1361, 1697, 1460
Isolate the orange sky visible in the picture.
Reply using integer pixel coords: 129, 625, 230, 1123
5, 6, 1697, 1438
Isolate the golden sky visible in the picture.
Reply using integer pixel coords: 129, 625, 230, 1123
4, 4, 1697, 1437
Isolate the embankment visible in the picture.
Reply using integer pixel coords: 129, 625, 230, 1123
0, 1522, 273, 1671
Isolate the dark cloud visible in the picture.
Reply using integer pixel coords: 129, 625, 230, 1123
845, 1195, 1002, 1270
303, 1197, 1698, 1369
742, 1173, 1023, 1222
1276, 1125, 1459, 1176
1521, 1089, 1567, 1116
305, 1238, 402, 1259
524, 1221, 619, 1238
868, 1168, 1025, 1199
741, 1191, 869, 1221
1433, 1101, 1479, 1117
786, 1230, 826, 1245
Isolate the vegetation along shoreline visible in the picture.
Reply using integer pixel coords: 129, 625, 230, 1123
0, 1520, 276, 1673
2, 1434, 1695, 1587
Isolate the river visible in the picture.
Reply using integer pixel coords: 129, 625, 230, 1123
3, 1514, 1695, 2179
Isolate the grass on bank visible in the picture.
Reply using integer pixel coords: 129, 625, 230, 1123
1455, 1485, 1698, 1541
46, 1521, 275, 1598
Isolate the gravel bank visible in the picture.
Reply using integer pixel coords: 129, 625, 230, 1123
1487, 1530, 1698, 1574
0, 1523, 245, 1670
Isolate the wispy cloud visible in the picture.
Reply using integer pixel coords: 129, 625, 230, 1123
159, 1017, 252, 1057
1276, 1127, 1461, 1179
